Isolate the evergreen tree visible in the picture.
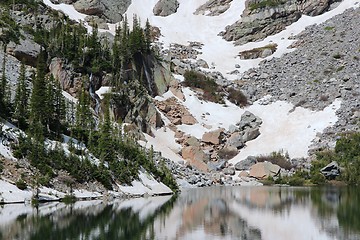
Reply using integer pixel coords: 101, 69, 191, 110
46, 74, 66, 138
0, 54, 11, 117
75, 80, 94, 141
13, 62, 29, 129
29, 49, 48, 138
98, 97, 115, 163
144, 19, 151, 52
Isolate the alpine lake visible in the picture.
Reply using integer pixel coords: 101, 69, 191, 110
0, 186, 359, 240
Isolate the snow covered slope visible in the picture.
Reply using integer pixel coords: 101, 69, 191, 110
41, 0, 359, 169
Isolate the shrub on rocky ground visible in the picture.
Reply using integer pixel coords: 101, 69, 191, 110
256, 151, 292, 170
227, 88, 248, 107
15, 179, 27, 190
183, 70, 224, 103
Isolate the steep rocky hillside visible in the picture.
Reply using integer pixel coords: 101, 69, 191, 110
0, 0, 359, 201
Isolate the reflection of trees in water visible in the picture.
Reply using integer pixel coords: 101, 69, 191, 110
337, 188, 360, 237
310, 187, 360, 240
1, 196, 177, 240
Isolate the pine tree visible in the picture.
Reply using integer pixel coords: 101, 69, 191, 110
98, 97, 115, 163
0, 53, 11, 117
75, 80, 94, 141
29, 49, 48, 138
13, 62, 29, 129
46, 74, 66, 138
144, 19, 151, 52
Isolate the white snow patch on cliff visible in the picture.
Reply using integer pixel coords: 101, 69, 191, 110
125, 0, 358, 79
95, 86, 112, 100
149, 90, 340, 164
42, 0, 87, 22
118, 171, 172, 196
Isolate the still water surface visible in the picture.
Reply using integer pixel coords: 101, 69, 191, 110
0, 186, 359, 240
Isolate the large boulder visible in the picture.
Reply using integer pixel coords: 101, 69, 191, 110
249, 162, 280, 179
238, 111, 262, 130
49, 58, 76, 92
235, 156, 257, 171
195, 0, 233, 16
202, 128, 224, 145
221, 0, 334, 45
218, 145, 238, 160
320, 161, 340, 179
74, 0, 104, 15
242, 127, 260, 142
153, 0, 180, 17
7, 36, 40, 67
74, 0, 131, 23
152, 54, 174, 95
223, 167, 236, 176
227, 132, 244, 149
182, 146, 209, 172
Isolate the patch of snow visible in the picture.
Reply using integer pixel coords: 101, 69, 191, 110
62, 90, 77, 103
146, 90, 341, 165
229, 98, 341, 163
118, 170, 172, 196
95, 86, 112, 100
125, 0, 358, 79
42, 0, 88, 23
141, 127, 183, 164
73, 189, 102, 199
0, 180, 32, 203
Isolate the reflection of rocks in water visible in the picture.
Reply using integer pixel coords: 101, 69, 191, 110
173, 188, 262, 239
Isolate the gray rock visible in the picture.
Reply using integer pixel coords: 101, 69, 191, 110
261, 48, 273, 58
238, 111, 257, 129
234, 156, 257, 171
74, 0, 104, 15
226, 132, 244, 149
321, 161, 340, 179
221, 0, 334, 45
85, 15, 109, 30
242, 127, 260, 142
153, 0, 179, 17
8, 36, 40, 67
74, 0, 131, 23
223, 167, 236, 176
207, 160, 227, 171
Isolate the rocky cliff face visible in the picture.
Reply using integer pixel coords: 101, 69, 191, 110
71, 0, 131, 23
237, 7, 360, 153
153, 0, 179, 17
221, 0, 340, 45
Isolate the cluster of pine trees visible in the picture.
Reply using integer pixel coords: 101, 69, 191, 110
0, 2, 178, 191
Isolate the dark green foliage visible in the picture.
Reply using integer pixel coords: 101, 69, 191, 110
227, 88, 248, 107
61, 194, 77, 204
13, 62, 29, 129
0, 8, 21, 48
249, 0, 285, 10
288, 176, 305, 186
74, 82, 95, 142
29, 49, 48, 138
314, 132, 360, 185
46, 75, 66, 139
16, 179, 27, 190
333, 53, 342, 59
0, 54, 11, 116
0, 5, 178, 191
0, 158, 3, 173
183, 70, 224, 103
